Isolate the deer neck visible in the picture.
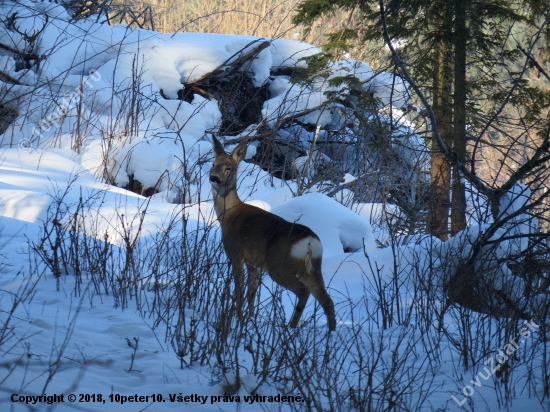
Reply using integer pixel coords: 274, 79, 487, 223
212, 183, 243, 220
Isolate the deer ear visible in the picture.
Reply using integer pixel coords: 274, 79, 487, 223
211, 135, 226, 157
231, 141, 247, 163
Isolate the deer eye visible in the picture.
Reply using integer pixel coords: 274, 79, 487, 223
225, 167, 232, 172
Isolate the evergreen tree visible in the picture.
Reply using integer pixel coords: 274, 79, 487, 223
294, 0, 550, 239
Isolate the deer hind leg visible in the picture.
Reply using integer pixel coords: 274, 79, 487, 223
297, 258, 336, 331
245, 264, 261, 318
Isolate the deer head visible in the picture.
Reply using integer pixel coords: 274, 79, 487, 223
209, 136, 246, 200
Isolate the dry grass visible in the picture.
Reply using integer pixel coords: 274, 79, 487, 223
114, 0, 387, 69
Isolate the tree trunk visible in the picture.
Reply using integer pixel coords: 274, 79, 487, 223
428, 39, 453, 240
451, 0, 468, 235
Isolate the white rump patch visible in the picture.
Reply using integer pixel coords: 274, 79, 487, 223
290, 236, 323, 259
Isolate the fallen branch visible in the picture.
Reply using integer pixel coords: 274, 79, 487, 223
0, 41, 22, 55
0, 70, 21, 85
185, 39, 271, 90
220, 104, 328, 145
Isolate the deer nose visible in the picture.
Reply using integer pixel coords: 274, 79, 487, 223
210, 175, 220, 184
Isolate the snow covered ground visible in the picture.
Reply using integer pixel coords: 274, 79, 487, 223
1, 149, 547, 411
0, 1, 549, 411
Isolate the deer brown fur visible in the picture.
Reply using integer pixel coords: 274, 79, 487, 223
210, 136, 336, 330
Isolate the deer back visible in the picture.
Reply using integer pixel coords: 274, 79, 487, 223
219, 202, 320, 273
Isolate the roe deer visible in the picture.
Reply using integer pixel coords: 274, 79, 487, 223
210, 135, 336, 331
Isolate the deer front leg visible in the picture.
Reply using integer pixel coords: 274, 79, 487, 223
231, 258, 246, 317
245, 264, 261, 318
289, 288, 311, 328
